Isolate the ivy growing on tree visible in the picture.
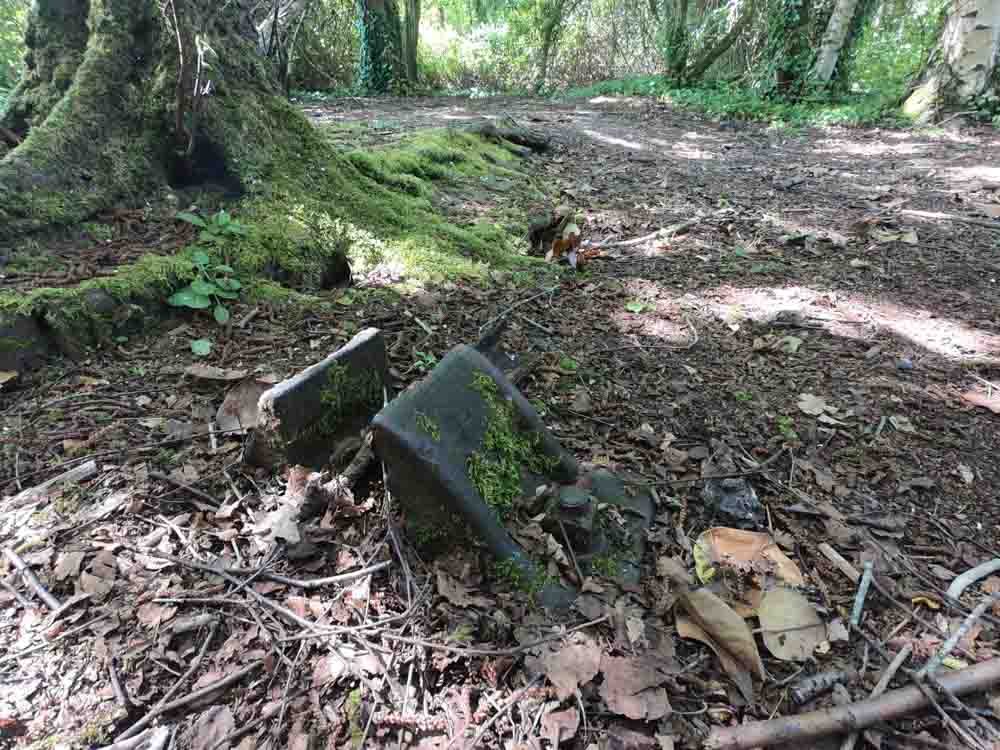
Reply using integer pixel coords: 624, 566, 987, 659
357, 0, 405, 93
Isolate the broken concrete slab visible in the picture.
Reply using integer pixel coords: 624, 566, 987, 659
244, 328, 386, 469
373, 343, 577, 606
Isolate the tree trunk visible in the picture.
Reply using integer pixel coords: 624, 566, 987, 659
903, 0, 1000, 122
663, 0, 690, 78
0, 0, 90, 136
683, 0, 755, 82
533, 0, 568, 94
357, 0, 404, 93
403, 0, 420, 84
775, 0, 812, 96
0, 0, 318, 239
811, 0, 860, 81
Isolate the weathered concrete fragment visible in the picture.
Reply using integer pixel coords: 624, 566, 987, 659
372, 344, 577, 600
244, 328, 386, 469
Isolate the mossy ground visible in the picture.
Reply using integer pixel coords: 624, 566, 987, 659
0, 112, 555, 353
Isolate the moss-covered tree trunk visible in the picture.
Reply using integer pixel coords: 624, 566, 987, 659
357, 0, 404, 93
0, 0, 315, 240
403, 0, 420, 84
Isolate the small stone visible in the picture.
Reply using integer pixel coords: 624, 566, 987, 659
897, 357, 914, 371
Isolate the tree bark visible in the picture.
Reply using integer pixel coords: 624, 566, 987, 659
357, 0, 404, 93
811, 0, 861, 81
683, 0, 755, 82
403, 0, 420, 84
903, 0, 1000, 121
0, 0, 318, 239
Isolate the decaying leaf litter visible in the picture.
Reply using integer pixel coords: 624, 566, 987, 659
3, 95, 1000, 750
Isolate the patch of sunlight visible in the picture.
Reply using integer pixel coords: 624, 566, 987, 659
706, 285, 1000, 363
811, 139, 929, 157
671, 142, 715, 160
606, 280, 696, 345
587, 96, 643, 106
582, 129, 643, 150
944, 165, 1000, 185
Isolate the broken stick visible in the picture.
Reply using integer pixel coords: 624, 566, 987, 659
705, 657, 1000, 750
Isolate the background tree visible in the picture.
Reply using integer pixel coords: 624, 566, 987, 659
357, 0, 405, 91
811, 0, 861, 82
903, 0, 1000, 121
0, 0, 322, 238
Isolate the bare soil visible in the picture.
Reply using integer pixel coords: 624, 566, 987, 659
3, 95, 1000, 749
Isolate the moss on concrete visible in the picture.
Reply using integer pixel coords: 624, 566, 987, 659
467, 371, 559, 518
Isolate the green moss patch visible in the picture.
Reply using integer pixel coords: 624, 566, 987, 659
467, 371, 558, 518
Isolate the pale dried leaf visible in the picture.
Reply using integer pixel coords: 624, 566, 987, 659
436, 569, 492, 608
598, 655, 672, 721
191, 706, 235, 750
185, 364, 248, 381
216, 378, 271, 433
532, 635, 602, 700
797, 393, 827, 416
759, 587, 825, 661
542, 708, 580, 744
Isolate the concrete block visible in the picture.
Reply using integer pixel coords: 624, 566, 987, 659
244, 328, 386, 469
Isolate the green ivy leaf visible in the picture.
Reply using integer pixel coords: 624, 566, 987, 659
218, 278, 242, 291
217, 209, 231, 226
191, 250, 211, 266
214, 264, 235, 274
191, 338, 212, 356
199, 230, 221, 244
168, 288, 212, 309
215, 289, 239, 300
190, 278, 220, 296
214, 305, 231, 324
224, 223, 248, 235
625, 301, 648, 313
176, 211, 207, 228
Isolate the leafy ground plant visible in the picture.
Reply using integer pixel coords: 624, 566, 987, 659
168, 211, 247, 325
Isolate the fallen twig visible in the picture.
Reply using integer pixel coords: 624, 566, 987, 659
946, 559, 1000, 601
918, 593, 1000, 678
115, 620, 220, 742
3, 548, 61, 610
840, 644, 912, 750
10, 459, 98, 505
850, 561, 875, 627
467, 676, 542, 749
818, 543, 861, 584
100, 726, 171, 750
148, 470, 220, 511
704, 657, 1000, 750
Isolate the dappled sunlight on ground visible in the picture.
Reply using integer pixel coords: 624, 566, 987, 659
581, 128, 643, 150
810, 139, 930, 157
703, 285, 1000, 363
606, 277, 1000, 363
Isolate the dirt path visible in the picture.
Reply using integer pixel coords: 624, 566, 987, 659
3, 95, 1000, 748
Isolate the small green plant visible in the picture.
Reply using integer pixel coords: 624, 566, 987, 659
416, 411, 441, 441
494, 558, 550, 596
776, 415, 799, 441
168, 248, 243, 324
558, 356, 579, 373
733, 390, 754, 403
168, 210, 247, 324
190, 338, 212, 356
590, 555, 621, 578
414, 351, 438, 372
625, 300, 649, 313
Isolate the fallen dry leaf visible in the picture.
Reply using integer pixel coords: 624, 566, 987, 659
530, 634, 602, 700
436, 568, 492, 608
216, 378, 271, 433
758, 587, 825, 661
693, 527, 805, 588
191, 705, 235, 750
542, 707, 580, 745
679, 588, 765, 679
797, 393, 828, 416
598, 655, 672, 721
185, 363, 248, 381
676, 615, 753, 703
962, 389, 1000, 414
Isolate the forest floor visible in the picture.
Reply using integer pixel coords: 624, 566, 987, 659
3, 95, 1000, 750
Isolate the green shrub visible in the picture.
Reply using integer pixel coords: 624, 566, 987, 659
0, 0, 27, 92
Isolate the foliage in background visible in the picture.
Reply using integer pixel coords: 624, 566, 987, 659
0, 0, 28, 97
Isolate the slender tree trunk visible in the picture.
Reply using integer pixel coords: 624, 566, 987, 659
403, 0, 420, 84
811, 0, 861, 81
664, 0, 690, 78
357, 0, 404, 92
533, 0, 566, 94
903, 0, 1000, 121
0, 0, 319, 239
683, 0, 755, 82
